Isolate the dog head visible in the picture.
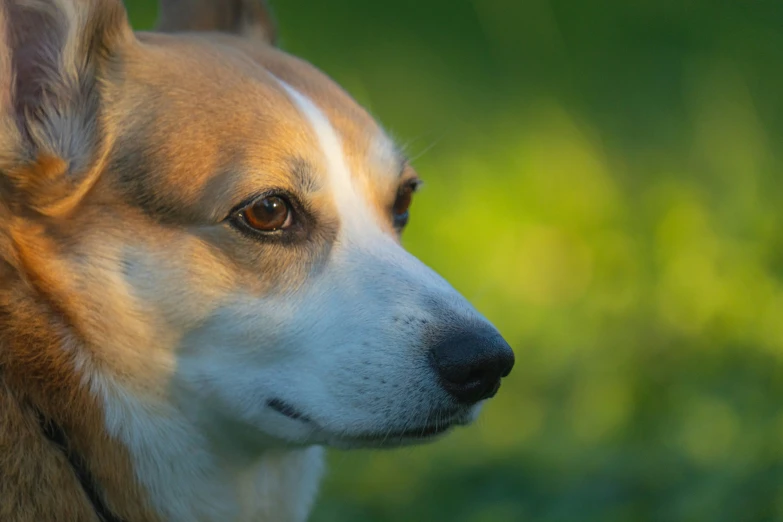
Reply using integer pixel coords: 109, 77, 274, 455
0, 0, 513, 450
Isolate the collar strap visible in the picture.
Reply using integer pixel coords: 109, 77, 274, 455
36, 410, 128, 522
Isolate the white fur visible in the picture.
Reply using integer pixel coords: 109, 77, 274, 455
91, 366, 324, 522
90, 84, 494, 521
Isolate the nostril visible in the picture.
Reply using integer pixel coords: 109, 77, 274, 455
429, 326, 515, 404
466, 367, 485, 384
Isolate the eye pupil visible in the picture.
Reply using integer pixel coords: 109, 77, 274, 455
393, 183, 416, 229
244, 195, 291, 231
393, 186, 413, 217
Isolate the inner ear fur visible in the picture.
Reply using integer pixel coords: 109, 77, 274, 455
0, 0, 133, 216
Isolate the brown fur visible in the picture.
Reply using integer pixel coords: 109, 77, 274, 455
0, 262, 160, 521
0, 0, 412, 519
0, 1, 158, 519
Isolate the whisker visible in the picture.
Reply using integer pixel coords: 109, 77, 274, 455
407, 135, 444, 164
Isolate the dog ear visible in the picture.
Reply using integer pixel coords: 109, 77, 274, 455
0, 0, 133, 216
156, 0, 278, 45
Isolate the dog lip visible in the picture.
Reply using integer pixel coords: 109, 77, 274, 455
267, 398, 313, 423
266, 400, 469, 444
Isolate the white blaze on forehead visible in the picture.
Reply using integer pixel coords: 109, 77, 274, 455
369, 127, 401, 180
275, 78, 459, 294
276, 80, 378, 237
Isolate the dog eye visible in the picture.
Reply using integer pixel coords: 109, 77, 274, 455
393, 180, 419, 229
243, 196, 293, 232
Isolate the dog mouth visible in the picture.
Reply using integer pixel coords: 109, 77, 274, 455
267, 398, 313, 423
267, 397, 467, 445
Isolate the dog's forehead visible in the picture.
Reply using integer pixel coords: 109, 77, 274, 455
226, 37, 408, 199
212, 34, 400, 171
117, 33, 404, 222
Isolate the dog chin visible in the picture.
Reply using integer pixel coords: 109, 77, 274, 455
336, 410, 480, 449
326, 425, 458, 450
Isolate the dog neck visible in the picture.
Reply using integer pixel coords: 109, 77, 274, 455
1, 376, 323, 522
0, 266, 324, 522
34, 409, 130, 522
93, 376, 325, 522
0, 349, 161, 521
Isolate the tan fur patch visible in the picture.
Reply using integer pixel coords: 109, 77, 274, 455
0, 255, 160, 521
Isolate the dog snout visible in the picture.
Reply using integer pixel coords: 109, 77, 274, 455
429, 326, 515, 404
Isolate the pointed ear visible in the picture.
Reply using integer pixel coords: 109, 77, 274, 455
156, 0, 277, 45
0, 0, 133, 215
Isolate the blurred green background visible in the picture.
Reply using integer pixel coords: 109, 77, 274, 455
127, 1, 783, 520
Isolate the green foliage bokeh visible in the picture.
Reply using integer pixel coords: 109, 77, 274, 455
126, 1, 783, 520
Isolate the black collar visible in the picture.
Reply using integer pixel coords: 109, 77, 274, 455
36, 410, 128, 522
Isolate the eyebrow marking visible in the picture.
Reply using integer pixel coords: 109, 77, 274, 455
288, 156, 322, 193
398, 156, 412, 179
369, 128, 407, 181
274, 78, 381, 238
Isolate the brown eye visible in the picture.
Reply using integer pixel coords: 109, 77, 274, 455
244, 196, 292, 231
393, 181, 418, 228
394, 186, 413, 216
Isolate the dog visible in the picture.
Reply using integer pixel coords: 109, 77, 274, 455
0, 0, 515, 520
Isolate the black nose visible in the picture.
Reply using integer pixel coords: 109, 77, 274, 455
430, 326, 515, 404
